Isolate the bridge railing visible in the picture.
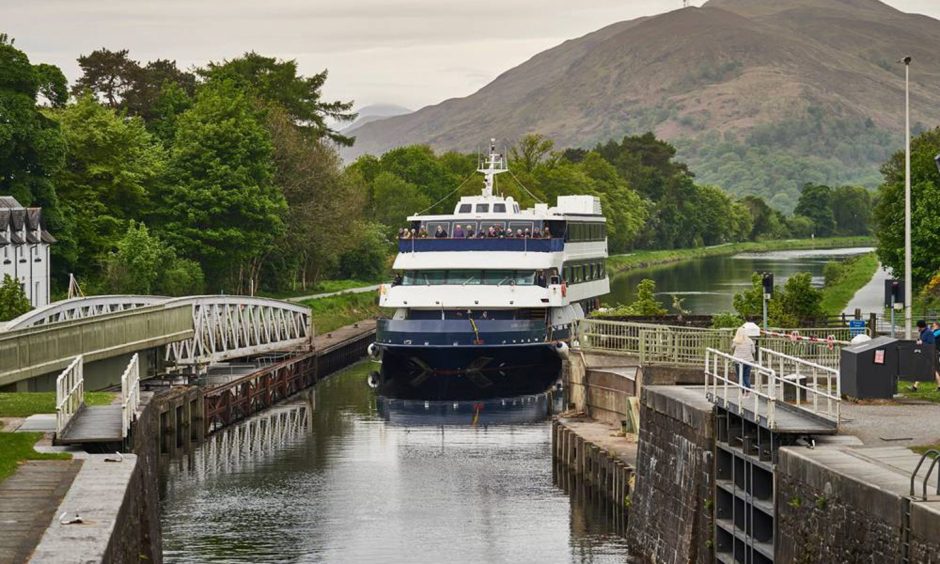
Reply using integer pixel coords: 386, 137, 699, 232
120, 353, 141, 439
758, 348, 841, 426
576, 319, 733, 367
705, 349, 779, 428
576, 319, 848, 370
55, 355, 84, 434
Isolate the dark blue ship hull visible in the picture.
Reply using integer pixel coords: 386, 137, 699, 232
374, 318, 568, 401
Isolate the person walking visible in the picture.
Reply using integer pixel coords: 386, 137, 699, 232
731, 326, 755, 396
917, 320, 935, 344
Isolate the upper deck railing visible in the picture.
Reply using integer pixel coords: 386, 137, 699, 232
398, 237, 566, 253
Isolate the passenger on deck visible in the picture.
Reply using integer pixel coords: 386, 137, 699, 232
486, 226, 497, 238
536, 270, 547, 288
506, 229, 515, 238
392, 272, 403, 286
419, 227, 429, 238
524, 228, 531, 238
543, 226, 552, 239
453, 224, 465, 238
466, 225, 475, 238
434, 225, 448, 238
401, 228, 412, 239
532, 228, 542, 239
516, 229, 524, 238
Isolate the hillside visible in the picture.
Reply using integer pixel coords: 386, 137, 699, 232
340, 103, 411, 134
344, 0, 940, 211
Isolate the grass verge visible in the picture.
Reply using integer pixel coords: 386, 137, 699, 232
896, 380, 940, 403
606, 236, 875, 274
819, 252, 879, 315
0, 432, 70, 482
302, 291, 382, 334
0, 391, 116, 418
260, 278, 382, 300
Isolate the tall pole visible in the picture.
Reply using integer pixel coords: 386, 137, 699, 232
904, 57, 913, 340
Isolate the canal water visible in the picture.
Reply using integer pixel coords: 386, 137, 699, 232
161, 362, 632, 563
607, 247, 874, 314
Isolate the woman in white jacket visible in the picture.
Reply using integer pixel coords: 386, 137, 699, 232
731, 326, 755, 394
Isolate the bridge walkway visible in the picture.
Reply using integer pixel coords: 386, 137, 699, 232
56, 405, 123, 445
708, 385, 838, 435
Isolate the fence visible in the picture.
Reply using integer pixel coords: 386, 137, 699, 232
120, 353, 141, 439
705, 348, 841, 431
55, 355, 84, 434
576, 319, 849, 369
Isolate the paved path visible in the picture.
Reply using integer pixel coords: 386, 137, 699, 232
557, 416, 638, 466
844, 263, 891, 314
840, 400, 940, 447
286, 284, 381, 303
0, 460, 81, 564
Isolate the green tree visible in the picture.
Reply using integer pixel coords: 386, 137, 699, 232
874, 127, 940, 289
830, 185, 872, 235
32, 63, 68, 107
510, 134, 557, 173
338, 222, 390, 281
105, 222, 204, 295
775, 273, 823, 326
794, 183, 835, 236
72, 48, 138, 107
733, 273, 765, 320
155, 79, 287, 291
200, 52, 355, 145
0, 274, 31, 321
52, 95, 166, 277
626, 279, 667, 316
370, 172, 432, 235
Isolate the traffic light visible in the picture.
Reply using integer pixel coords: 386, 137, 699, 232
761, 272, 774, 298
884, 279, 904, 307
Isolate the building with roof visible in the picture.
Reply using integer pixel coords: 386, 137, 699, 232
0, 196, 55, 308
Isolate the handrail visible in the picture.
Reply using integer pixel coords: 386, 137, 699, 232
758, 347, 841, 426
910, 449, 940, 501
704, 348, 778, 428
55, 355, 84, 434
120, 353, 141, 439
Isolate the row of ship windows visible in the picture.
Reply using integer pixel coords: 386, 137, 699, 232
563, 261, 606, 284
400, 270, 541, 286
457, 203, 522, 214
567, 223, 607, 242
412, 220, 607, 242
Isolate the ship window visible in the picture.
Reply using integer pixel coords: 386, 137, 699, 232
493, 203, 506, 213
514, 204, 520, 213
475, 204, 489, 213
459, 204, 472, 213
483, 270, 516, 285
512, 271, 536, 286
508, 221, 533, 235
405, 270, 446, 285
480, 221, 505, 234
448, 270, 482, 285
426, 221, 451, 237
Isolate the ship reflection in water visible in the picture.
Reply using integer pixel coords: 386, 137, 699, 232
376, 391, 562, 426
161, 362, 633, 563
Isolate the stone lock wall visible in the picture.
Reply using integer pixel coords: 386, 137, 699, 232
626, 386, 715, 564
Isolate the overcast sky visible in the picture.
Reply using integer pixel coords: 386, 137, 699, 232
6, 0, 940, 115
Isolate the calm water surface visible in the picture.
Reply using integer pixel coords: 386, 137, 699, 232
608, 247, 874, 314
161, 362, 631, 563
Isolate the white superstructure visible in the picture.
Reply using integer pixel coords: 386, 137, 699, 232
0, 196, 55, 308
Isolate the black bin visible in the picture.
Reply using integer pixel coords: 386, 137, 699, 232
896, 341, 936, 382
840, 336, 898, 399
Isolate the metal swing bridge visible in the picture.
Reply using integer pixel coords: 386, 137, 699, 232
1, 294, 315, 443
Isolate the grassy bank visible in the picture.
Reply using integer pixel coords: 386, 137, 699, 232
0, 392, 116, 483
260, 278, 380, 300
819, 252, 879, 315
606, 236, 875, 274
897, 381, 940, 403
0, 391, 115, 418
303, 291, 382, 334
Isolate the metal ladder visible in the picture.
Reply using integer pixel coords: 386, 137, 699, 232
900, 449, 940, 564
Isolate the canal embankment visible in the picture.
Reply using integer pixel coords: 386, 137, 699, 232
0, 319, 376, 563
606, 236, 874, 275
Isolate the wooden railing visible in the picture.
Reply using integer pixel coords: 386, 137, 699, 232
55, 355, 84, 434
120, 353, 141, 439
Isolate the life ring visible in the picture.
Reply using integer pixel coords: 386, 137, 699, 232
561, 283, 567, 297
790, 331, 800, 342
826, 335, 835, 351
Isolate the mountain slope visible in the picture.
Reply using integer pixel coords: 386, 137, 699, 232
344, 0, 940, 211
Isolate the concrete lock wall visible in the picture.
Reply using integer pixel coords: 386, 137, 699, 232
626, 386, 715, 564
775, 447, 940, 563
565, 353, 639, 424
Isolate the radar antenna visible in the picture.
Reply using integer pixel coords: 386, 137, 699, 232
477, 138, 508, 197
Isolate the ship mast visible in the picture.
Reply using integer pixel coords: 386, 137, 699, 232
477, 138, 508, 197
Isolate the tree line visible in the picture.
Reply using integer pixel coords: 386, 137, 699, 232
2, 36, 876, 301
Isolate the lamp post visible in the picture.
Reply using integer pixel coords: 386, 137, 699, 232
902, 56, 912, 340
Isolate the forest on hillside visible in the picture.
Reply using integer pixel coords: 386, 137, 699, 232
1, 38, 875, 299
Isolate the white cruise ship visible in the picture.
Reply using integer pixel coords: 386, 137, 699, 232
370, 141, 610, 400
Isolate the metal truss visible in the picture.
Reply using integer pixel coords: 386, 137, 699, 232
2, 294, 313, 368
2, 295, 166, 330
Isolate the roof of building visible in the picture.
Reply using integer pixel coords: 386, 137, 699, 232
0, 195, 56, 246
